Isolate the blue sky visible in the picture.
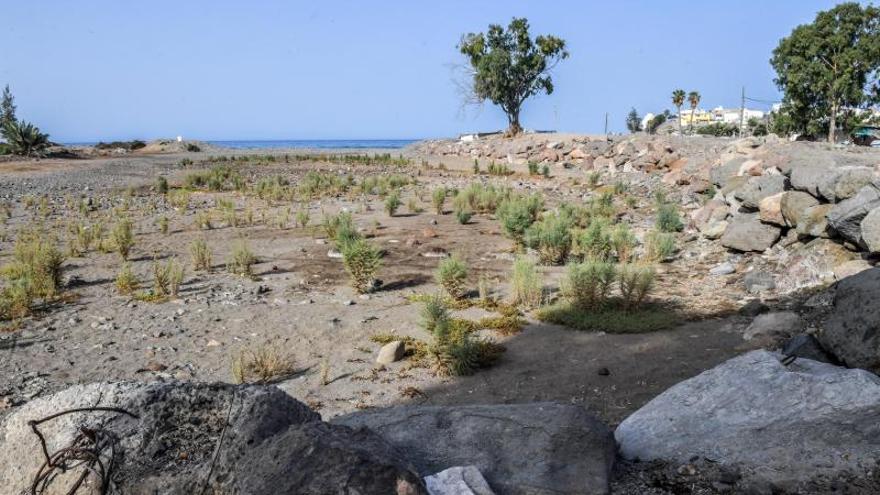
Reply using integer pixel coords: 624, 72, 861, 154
0, 1, 847, 142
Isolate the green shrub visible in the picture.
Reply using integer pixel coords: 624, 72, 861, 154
456, 208, 473, 225
112, 219, 135, 260
157, 215, 169, 235
227, 240, 257, 276
195, 210, 212, 230
528, 162, 539, 175
526, 212, 573, 265
610, 224, 637, 262
618, 263, 656, 309
296, 209, 310, 228
432, 187, 447, 214
423, 297, 503, 376
536, 302, 678, 333
384, 191, 401, 217
341, 238, 381, 293
190, 238, 212, 271
510, 256, 542, 308
497, 194, 543, 245
115, 263, 139, 295
656, 203, 683, 232
644, 231, 677, 262
436, 256, 468, 299
155, 176, 169, 195
574, 218, 611, 261
561, 260, 617, 310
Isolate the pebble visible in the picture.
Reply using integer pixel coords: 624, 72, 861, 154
709, 262, 735, 276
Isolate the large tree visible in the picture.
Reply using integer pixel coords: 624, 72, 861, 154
459, 18, 569, 136
771, 3, 880, 142
671, 89, 685, 135
0, 85, 16, 130
626, 108, 641, 133
687, 91, 701, 134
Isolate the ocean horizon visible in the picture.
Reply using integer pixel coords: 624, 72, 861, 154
64, 139, 421, 150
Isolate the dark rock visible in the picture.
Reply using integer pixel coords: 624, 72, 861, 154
335, 403, 615, 495
827, 184, 880, 246
782, 334, 836, 365
818, 267, 880, 373
739, 299, 768, 317
0, 382, 426, 494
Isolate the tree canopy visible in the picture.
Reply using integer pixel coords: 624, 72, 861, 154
771, 2, 880, 141
626, 108, 641, 133
0, 85, 16, 130
459, 17, 568, 136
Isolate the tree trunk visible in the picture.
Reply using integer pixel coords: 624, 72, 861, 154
828, 102, 838, 143
690, 108, 696, 134
506, 108, 523, 137
677, 106, 683, 135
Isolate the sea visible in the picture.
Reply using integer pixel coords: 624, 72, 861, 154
64, 139, 420, 150
206, 139, 418, 150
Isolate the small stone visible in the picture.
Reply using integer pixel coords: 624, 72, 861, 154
342, 300, 354, 306
327, 249, 343, 259
376, 341, 406, 364
709, 262, 735, 276
206, 339, 222, 347
597, 367, 610, 376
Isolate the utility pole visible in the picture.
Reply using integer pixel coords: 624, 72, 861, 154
604, 112, 609, 135
739, 86, 746, 137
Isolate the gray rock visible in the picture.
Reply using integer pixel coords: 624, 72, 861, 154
710, 157, 746, 187
733, 175, 787, 209
860, 206, 880, 252
779, 190, 820, 227
615, 350, 880, 490
377, 340, 406, 364
817, 166, 876, 202
335, 403, 615, 495
0, 382, 426, 495
743, 311, 803, 341
795, 204, 833, 238
789, 157, 837, 196
818, 267, 880, 373
720, 214, 781, 252
782, 334, 836, 365
827, 184, 880, 245
742, 270, 776, 293
425, 466, 495, 495
709, 262, 735, 276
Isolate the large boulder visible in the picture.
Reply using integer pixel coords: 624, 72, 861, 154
779, 190, 820, 227
860, 206, 880, 252
720, 214, 781, 252
733, 175, 787, 209
335, 403, 615, 495
789, 157, 837, 196
0, 382, 426, 495
757, 192, 785, 225
743, 311, 804, 341
774, 237, 860, 293
827, 184, 880, 245
816, 166, 876, 202
796, 203, 834, 238
818, 268, 880, 373
615, 350, 880, 491
710, 157, 746, 187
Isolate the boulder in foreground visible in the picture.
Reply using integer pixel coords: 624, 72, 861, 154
335, 402, 615, 495
615, 350, 880, 491
818, 267, 880, 373
0, 382, 425, 495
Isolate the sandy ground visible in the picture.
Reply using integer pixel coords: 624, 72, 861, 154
0, 146, 765, 433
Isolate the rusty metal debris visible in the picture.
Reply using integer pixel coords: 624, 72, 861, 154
29, 406, 138, 495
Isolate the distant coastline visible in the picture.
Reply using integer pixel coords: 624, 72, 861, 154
63, 139, 420, 150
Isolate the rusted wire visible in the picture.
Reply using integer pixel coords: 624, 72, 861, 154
28, 406, 138, 495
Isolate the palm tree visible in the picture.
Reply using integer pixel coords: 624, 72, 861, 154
687, 91, 701, 134
1, 120, 50, 157
671, 89, 686, 135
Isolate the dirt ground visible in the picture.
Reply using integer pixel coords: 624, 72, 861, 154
0, 146, 768, 435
